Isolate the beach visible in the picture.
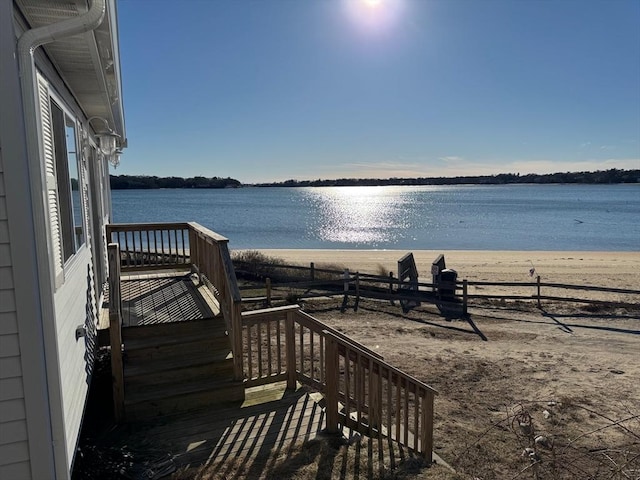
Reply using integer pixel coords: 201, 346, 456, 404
252, 249, 640, 478
254, 249, 640, 302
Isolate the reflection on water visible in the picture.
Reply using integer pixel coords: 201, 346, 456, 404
112, 185, 640, 251
303, 186, 414, 246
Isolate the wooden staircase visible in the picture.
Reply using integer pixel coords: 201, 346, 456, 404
122, 317, 245, 421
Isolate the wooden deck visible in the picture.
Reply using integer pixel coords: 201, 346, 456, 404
119, 271, 219, 327
92, 265, 438, 478
111, 384, 324, 475
86, 382, 429, 479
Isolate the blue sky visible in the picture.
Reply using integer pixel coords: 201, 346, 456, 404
116, 0, 640, 183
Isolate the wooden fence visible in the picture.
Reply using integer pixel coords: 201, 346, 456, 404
235, 260, 639, 311
240, 305, 437, 460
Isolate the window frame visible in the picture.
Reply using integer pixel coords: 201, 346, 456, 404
48, 93, 87, 267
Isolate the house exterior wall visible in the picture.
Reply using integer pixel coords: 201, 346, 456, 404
35, 70, 102, 472
0, 149, 31, 480
0, 2, 116, 477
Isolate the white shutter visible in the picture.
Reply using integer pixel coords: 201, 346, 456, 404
36, 72, 64, 288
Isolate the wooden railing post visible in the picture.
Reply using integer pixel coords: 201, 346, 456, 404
188, 226, 197, 273
370, 362, 381, 433
107, 243, 124, 423
324, 333, 339, 434
232, 301, 243, 381
420, 391, 435, 463
285, 310, 297, 389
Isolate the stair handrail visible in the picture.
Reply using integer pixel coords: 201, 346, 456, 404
323, 329, 437, 460
187, 222, 243, 380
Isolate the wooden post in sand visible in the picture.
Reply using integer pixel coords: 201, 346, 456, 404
265, 277, 272, 307
537, 275, 542, 309
389, 271, 395, 305
462, 279, 468, 316
354, 272, 360, 312
310, 262, 315, 281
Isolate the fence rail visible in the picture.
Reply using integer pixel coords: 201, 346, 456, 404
234, 260, 639, 310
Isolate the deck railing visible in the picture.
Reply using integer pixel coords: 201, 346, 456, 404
106, 222, 191, 270
240, 305, 437, 460
106, 222, 243, 380
106, 222, 437, 456
107, 242, 125, 422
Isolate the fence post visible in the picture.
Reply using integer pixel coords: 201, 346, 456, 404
537, 275, 541, 309
340, 268, 350, 312
462, 279, 468, 316
310, 262, 315, 281
389, 271, 395, 305
354, 272, 360, 312
266, 277, 272, 307
285, 310, 297, 390
108, 243, 125, 423
324, 334, 339, 434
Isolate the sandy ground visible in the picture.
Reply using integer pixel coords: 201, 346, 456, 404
255, 249, 640, 287
250, 249, 640, 478
254, 249, 640, 303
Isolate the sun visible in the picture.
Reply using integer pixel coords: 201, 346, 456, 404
345, 0, 404, 33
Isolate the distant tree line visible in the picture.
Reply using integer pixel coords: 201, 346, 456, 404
110, 169, 639, 189
254, 169, 640, 187
110, 175, 241, 189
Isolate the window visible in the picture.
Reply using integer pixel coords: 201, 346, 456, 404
50, 100, 85, 262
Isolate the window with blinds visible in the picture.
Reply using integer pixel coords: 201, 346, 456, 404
50, 100, 85, 263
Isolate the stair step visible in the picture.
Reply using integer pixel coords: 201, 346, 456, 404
122, 317, 227, 340
125, 356, 234, 386
124, 328, 225, 348
125, 378, 245, 420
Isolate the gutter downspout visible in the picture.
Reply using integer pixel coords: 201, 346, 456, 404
16, 1, 106, 478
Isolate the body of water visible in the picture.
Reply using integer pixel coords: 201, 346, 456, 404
112, 184, 640, 251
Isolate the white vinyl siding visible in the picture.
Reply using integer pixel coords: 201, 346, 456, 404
35, 74, 98, 470
53, 254, 96, 468
0, 157, 31, 479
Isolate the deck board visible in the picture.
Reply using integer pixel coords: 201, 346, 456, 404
119, 272, 215, 326
88, 383, 432, 479
99, 384, 327, 475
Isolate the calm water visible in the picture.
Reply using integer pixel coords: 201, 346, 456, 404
112, 184, 640, 251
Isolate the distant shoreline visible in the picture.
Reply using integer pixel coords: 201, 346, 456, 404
109, 169, 640, 189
